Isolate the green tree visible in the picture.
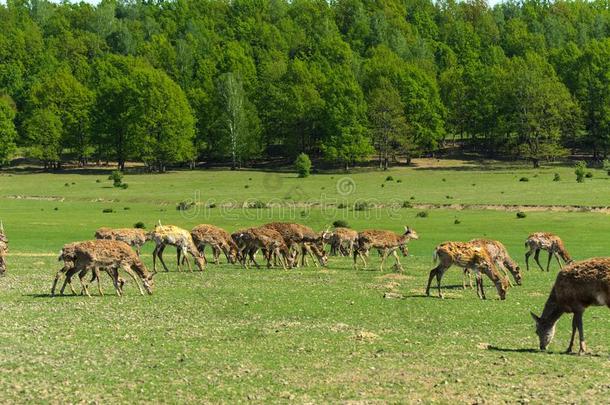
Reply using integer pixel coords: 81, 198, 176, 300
294, 153, 312, 177
0, 96, 17, 165
24, 109, 63, 169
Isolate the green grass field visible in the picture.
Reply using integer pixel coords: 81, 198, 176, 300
1, 161, 610, 403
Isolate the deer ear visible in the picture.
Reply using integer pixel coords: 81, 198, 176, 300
530, 311, 540, 322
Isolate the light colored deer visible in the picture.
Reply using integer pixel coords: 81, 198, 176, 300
94, 227, 150, 256
463, 239, 523, 288
261, 223, 328, 267
329, 227, 358, 257
531, 258, 610, 354
191, 224, 239, 265
149, 223, 205, 273
353, 227, 419, 272
52, 240, 154, 297
426, 241, 509, 300
0, 221, 7, 276
525, 232, 572, 271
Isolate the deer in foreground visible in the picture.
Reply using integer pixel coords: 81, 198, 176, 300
94, 227, 151, 256
261, 223, 328, 267
52, 240, 154, 297
353, 227, 419, 272
463, 239, 523, 288
0, 221, 7, 276
328, 227, 358, 257
531, 258, 610, 354
232, 227, 296, 270
525, 232, 572, 272
149, 223, 205, 273
426, 241, 509, 300
191, 224, 239, 265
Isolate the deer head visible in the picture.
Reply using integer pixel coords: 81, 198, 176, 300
530, 312, 556, 351
403, 226, 419, 240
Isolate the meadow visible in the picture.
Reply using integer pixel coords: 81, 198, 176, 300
1, 160, 610, 402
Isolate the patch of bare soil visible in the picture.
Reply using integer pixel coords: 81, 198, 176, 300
353, 331, 379, 341
5, 195, 64, 201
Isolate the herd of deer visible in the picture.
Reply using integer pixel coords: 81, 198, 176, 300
0, 220, 607, 354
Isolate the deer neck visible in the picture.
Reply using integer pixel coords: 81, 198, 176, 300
540, 289, 564, 327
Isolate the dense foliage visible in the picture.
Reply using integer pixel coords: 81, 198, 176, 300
1, 0, 610, 169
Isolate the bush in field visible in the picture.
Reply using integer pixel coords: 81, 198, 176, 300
102, 208, 114, 213
134, 222, 146, 229
295, 153, 312, 178
354, 201, 370, 211
519, 177, 529, 182
333, 220, 349, 228
516, 211, 527, 218
416, 211, 428, 218
553, 173, 561, 181
575, 161, 587, 183
585, 171, 593, 178
109, 170, 124, 187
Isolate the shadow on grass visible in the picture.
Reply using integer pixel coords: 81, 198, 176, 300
487, 346, 540, 354
24, 293, 82, 298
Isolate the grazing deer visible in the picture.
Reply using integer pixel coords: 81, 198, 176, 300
426, 241, 509, 300
52, 240, 154, 297
94, 227, 150, 255
191, 224, 239, 265
531, 258, 610, 354
525, 232, 572, 272
149, 223, 205, 273
0, 221, 7, 276
232, 227, 296, 270
464, 239, 523, 288
261, 223, 328, 267
329, 227, 358, 257
353, 227, 419, 272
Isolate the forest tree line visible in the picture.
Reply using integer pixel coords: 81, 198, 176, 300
0, 0, 609, 170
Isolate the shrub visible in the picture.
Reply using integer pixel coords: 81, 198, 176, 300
96, 179, 101, 183
585, 171, 593, 178
354, 201, 370, 211
519, 177, 529, 182
385, 175, 394, 181
454, 218, 461, 224
553, 173, 561, 182
337, 202, 347, 209
249, 200, 267, 209
109, 170, 124, 187
442, 178, 446, 182
402, 201, 412, 208
381, 184, 385, 188
207, 203, 217, 209
446, 195, 453, 199
120, 183, 128, 189
123, 207, 130, 210
333, 219, 349, 228
134, 222, 146, 229
244, 184, 249, 189
177, 201, 195, 211
416, 211, 428, 218
575, 161, 587, 183
64, 183, 69, 187
102, 208, 114, 213
295, 153, 312, 178
54, 207, 59, 211
396, 179, 403, 183
516, 211, 527, 219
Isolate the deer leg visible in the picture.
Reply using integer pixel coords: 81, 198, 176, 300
546, 251, 553, 272
78, 269, 92, 298
60, 267, 79, 295
462, 268, 472, 289
157, 245, 171, 272
566, 313, 579, 354
575, 311, 586, 354
476, 274, 486, 300
392, 250, 403, 272
122, 265, 145, 295
213, 246, 221, 265
176, 248, 182, 271
94, 268, 104, 296
556, 253, 563, 270
379, 249, 388, 272
305, 245, 319, 268
51, 267, 68, 296
525, 249, 532, 271
533, 249, 544, 271
181, 247, 193, 272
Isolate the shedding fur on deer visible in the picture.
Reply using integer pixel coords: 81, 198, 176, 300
463, 239, 523, 288
150, 223, 205, 273
531, 258, 610, 354
426, 241, 509, 300
353, 227, 419, 272
94, 227, 151, 256
52, 240, 154, 297
328, 227, 358, 257
525, 232, 572, 272
260, 222, 328, 267
191, 224, 239, 265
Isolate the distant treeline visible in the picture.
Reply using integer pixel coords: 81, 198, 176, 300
0, 0, 609, 170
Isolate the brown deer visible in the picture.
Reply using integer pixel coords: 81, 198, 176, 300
149, 223, 205, 273
463, 239, 523, 288
0, 221, 7, 276
329, 227, 358, 257
52, 240, 154, 297
94, 227, 151, 255
261, 222, 328, 267
353, 227, 419, 272
525, 232, 573, 272
232, 227, 296, 270
191, 224, 239, 265
531, 258, 610, 354
426, 241, 509, 300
